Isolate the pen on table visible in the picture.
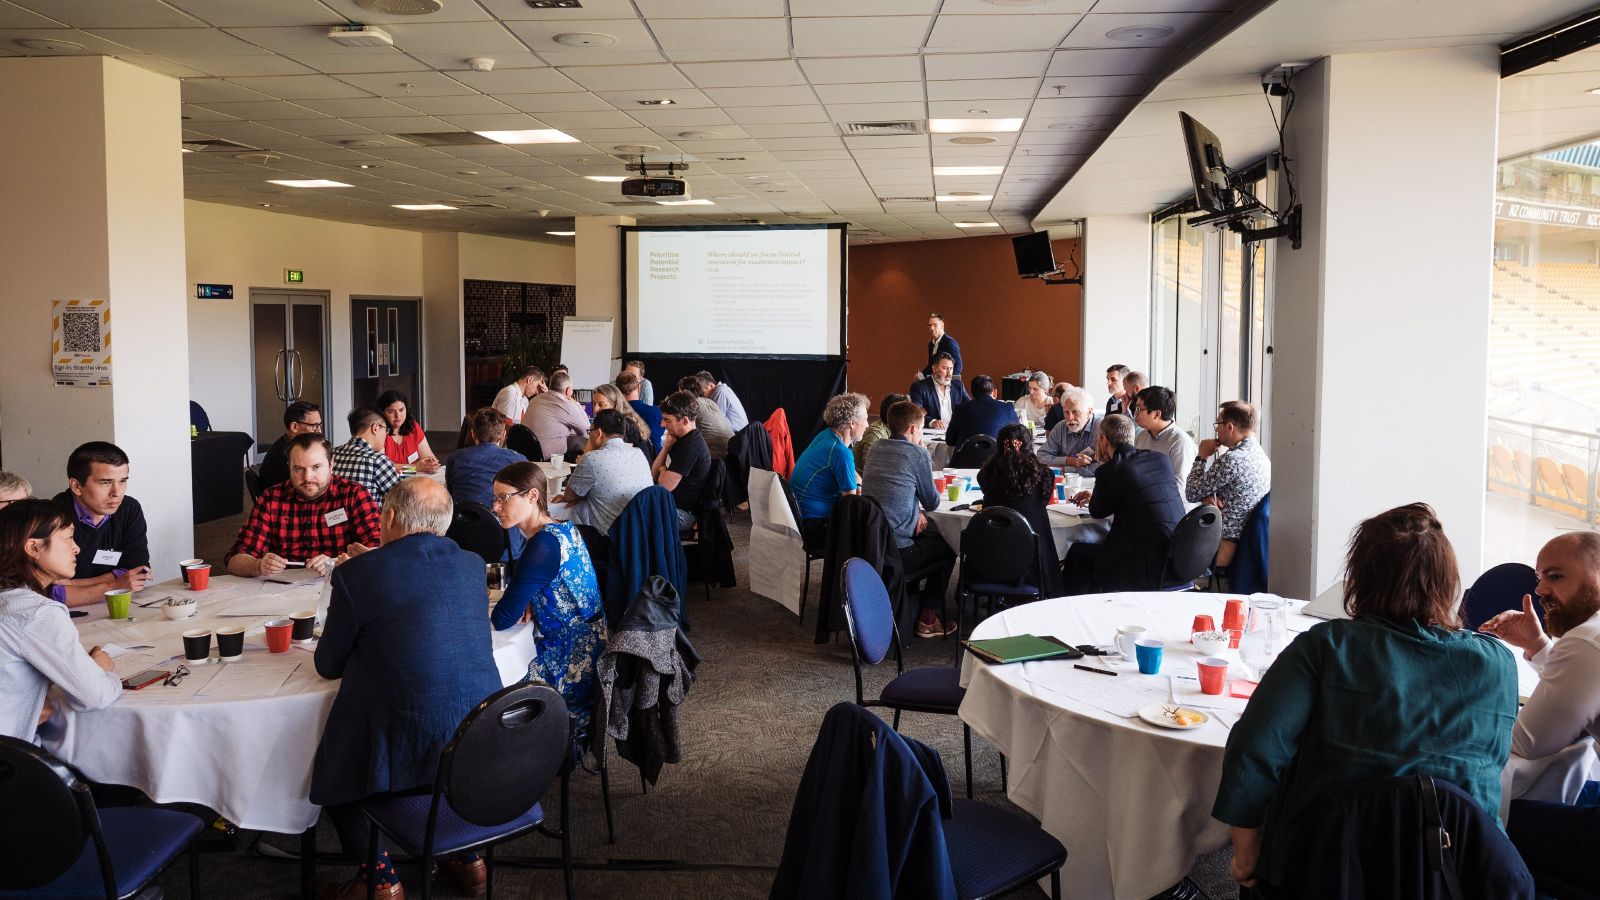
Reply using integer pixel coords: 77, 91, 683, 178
1074, 664, 1117, 677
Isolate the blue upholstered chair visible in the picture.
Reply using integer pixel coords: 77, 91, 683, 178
1462, 562, 1542, 631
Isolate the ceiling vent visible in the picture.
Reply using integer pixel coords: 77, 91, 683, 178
841, 121, 925, 136
354, 0, 441, 14
392, 131, 498, 147
878, 195, 934, 203
327, 25, 394, 47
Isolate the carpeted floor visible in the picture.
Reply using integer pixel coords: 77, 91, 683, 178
145, 504, 1240, 899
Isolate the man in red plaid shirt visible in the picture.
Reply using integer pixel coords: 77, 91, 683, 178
226, 434, 382, 578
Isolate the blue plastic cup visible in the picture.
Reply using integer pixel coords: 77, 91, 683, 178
1134, 638, 1164, 675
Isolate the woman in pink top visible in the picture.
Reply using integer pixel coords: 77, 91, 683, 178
377, 391, 439, 473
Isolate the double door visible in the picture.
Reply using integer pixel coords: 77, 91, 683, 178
351, 298, 422, 414
252, 291, 329, 452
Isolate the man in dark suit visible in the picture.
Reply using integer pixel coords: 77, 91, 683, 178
310, 477, 504, 900
1061, 414, 1186, 594
908, 353, 970, 428
920, 312, 963, 378
944, 374, 1019, 450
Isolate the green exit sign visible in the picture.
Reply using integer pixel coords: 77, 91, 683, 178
284, 269, 304, 284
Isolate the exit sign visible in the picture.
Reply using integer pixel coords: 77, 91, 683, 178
284, 269, 305, 284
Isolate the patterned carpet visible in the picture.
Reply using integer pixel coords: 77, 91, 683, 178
142, 506, 1240, 899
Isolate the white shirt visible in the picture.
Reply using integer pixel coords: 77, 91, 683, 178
1014, 395, 1052, 424
934, 383, 953, 424
1514, 608, 1600, 759
1135, 421, 1198, 489
0, 586, 122, 741
493, 383, 528, 425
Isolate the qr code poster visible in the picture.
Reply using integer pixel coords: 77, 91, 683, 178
51, 299, 111, 388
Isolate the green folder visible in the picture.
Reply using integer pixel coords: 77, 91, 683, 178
963, 634, 1079, 665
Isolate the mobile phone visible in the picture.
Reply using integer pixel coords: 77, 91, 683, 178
122, 669, 168, 690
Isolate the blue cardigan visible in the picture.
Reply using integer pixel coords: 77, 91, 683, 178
311, 532, 503, 807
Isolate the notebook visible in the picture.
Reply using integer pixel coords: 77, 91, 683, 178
963, 634, 1082, 665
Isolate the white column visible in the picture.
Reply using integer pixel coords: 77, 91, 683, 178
0, 56, 193, 574
1081, 215, 1153, 385
575, 215, 635, 361
421, 232, 464, 428
1268, 47, 1500, 601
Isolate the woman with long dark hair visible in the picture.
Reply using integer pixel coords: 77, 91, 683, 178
0, 499, 121, 740
376, 390, 440, 473
976, 423, 1062, 595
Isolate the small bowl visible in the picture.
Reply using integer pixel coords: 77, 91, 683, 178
161, 598, 197, 620
1193, 630, 1229, 656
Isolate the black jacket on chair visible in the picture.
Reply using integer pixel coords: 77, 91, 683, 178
1087, 446, 1185, 590
814, 495, 903, 643
725, 421, 774, 507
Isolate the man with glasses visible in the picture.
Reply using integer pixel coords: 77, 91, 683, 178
226, 434, 381, 578
1133, 386, 1197, 489
332, 408, 403, 505
260, 401, 323, 491
1185, 401, 1271, 570
0, 471, 29, 507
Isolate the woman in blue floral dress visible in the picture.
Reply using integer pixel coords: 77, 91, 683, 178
488, 461, 606, 733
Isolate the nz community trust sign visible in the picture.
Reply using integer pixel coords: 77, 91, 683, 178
1495, 197, 1600, 229
52, 298, 112, 388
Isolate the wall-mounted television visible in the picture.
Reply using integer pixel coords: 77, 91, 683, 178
1012, 231, 1058, 278
1180, 111, 1238, 215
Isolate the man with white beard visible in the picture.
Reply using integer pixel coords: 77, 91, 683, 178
1038, 385, 1101, 474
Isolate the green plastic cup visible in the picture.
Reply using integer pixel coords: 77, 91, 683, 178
104, 589, 132, 619
946, 481, 961, 502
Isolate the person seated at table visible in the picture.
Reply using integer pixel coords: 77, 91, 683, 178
310, 477, 501, 900
790, 393, 868, 549
332, 407, 403, 506
944, 374, 1019, 450
622, 359, 656, 406
908, 353, 969, 429
489, 462, 606, 737
445, 408, 526, 510
226, 434, 382, 579
0, 471, 31, 508
553, 410, 654, 555
1121, 370, 1147, 421
49, 442, 152, 607
260, 400, 323, 491
1060, 414, 1183, 594
523, 369, 589, 462
863, 400, 956, 639
376, 390, 440, 474
678, 375, 735, 460
1014, 371, 1054, 425
1038, 386, 1100, 473
695, 370, 750, 434
617, 370, 664, 450
1104, 364, 1131, 417
1132, 385, 1196, 488
652, 391, 713, 530
0, 498, 122, 741
592, 382, 654, 460
1043, 382, 1073, 432
855, 393, 906, 472
977, 423, 1062, 596
1185, 401, 1271, 573
1212, 502, 1517, 894
1480, 533, 1600, 886
492, 366, 544, 425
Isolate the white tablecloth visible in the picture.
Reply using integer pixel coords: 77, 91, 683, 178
924, 469, 1095, 557
46, 573, 536, 835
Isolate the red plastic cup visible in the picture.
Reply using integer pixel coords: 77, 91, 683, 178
264, 618, 293, 653
1191, 615, 1217, 642
1222, 597, 1245, 631
185, 563, 211, 592
1227, 628, 1242, 649
1197, 657, 1229, 695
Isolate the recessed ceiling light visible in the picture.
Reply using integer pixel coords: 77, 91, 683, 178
458, 170, 480, 175
181, 148, 194, 153
356, 163, 381, 169
354, 0, 441, 13
637, 98, 676, 106
546, 230, 577, 236
934, 166, 1004, 176
949, 136, 999, 145
584, 175, 628, 182
745, 174, 770, 180
267, 179, 352, 188
553, 31, 616, 47
937, 193, 993, 201
392, 203, 456, 210
258, 202, 274, 208
954, 222, 1002, 228
967, 108, 990, 115
930, 118, 1023, 133
528, 0, 582, 7
657, 199, 714, 205
1106, 24, 1174, 41
16, 38, 85, 52
475, 129, 579, 144
1588, 87, 1600, 95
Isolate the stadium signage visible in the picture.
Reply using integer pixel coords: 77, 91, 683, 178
1495, 197, 1600, 229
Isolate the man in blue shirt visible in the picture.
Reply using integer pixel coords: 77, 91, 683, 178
445, 408, 527, 509
618, 370, 664, 449
789, 393, 868, 548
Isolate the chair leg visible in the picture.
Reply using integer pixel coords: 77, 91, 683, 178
420, 849, 433, 900
484, 845, 494, 900
892, 708, 902, 730
800, 557, 812, 622
1051, 869, 1061, 900
600, 752, 616, 844
1000, 754, 1008, 792
188, 842, 200, 898
561, 773, 576, 900
963, 724, 973, 800
301, 825, 317, 900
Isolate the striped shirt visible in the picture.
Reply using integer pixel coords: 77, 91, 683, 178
332, 437, 402, 504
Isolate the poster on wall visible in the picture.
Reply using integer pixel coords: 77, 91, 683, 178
51, 298, 111, 388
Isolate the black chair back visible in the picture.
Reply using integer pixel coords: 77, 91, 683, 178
505, 424, 543, 462
244, 465, 263, 503
1463, 563, 1541, 631
960, 506, 1040, 588
440, 682, 570, 828
447, 501, 508, 565
777, 474, 818, 549
0, 736, 103, 893
1163, 504, 1222, 586
951, 434, 998, 468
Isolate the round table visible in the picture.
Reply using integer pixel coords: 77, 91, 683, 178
46, 572, 536, 835
924, 426, 1046, 470
956, 591, 1316, 900
924, 469, 1099, 558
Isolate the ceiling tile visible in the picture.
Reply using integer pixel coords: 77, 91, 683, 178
813, 81, 924, 103
283, 50, 433, 74
927, 98, 1030, 116
449, 68, 584, 94
1041, 73, 1151, 97
724, 105, 831, 124
742, 122, 840, 138
193, 99, 326, 119
824, 100, 926, 121
1089, 0, 1234, 10
940, 0, 1090, 11
343, 115, 454, 133
89, 26, 268, 54
435, 113, 552, 131
678, 59, 806, 87
272, 118, 377, 136
1028, 95, 1129, 117
792, 17, 930, 52
228, 74, 373, 100
10, 0, 200, 28
499, 92, 616, 113
703, 85, 818, 107
224, 26, 399, 54
538, 49, 666, 65
560, 64, 692, 91
169, 54, 315, 76
798, 55, 922, 84
504, 17, 655, 53
637, 0, 786, 15
295, 97, 422, 118
758, 136, 847, 150
596, 87, 712, 108
1047, 46, 1171, 76
927, 14, 1081, 50
1058, 12, 1219, 48
125, 56, 209, 78
629, 106, 734, 127
333, 71, 478, 97
383, 21, 529, 55
182, 78, 273, 102
927, 77, 1039, 101
392, 94, 518, 115
180, 104, 240, 121
528, 109, 640, 129
923, 50, 1053, 80
0, 3, 69, 28
163, 0, 336, 27
319, 0, 491, 24
792, 0, 939, 13
648, 17, 790, 52
843, 134, 925, 148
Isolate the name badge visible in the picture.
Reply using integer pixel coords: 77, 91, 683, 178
407, 451, 420, 463
92, 549, 122, 566
324, 508, 349, 527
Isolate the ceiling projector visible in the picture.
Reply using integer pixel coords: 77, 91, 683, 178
621, 176, 689, 199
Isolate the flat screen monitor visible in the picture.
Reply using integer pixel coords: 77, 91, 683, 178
1012, 231, 1057, 278
1180, 111, 1237, 214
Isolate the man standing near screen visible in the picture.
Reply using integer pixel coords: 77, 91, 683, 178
919, 313, 962, 380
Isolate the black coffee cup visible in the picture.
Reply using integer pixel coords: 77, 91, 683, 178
290, 610, 316, 642
216, 626, 245, 659
182, 629, 212, 663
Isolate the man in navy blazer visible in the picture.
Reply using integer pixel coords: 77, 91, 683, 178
311, 477, 503, 900
908, 353, 970, 428
920, 313, 963, 378
943, 375, 1019, 450
1062, 414, 1186, 594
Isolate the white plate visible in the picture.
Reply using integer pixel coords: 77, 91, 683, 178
1138, 704, 1209, 730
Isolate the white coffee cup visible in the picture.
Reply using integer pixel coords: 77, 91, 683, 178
1116, 625, 1147, 659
